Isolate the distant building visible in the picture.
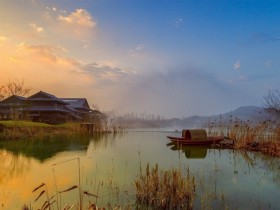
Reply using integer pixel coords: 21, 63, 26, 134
0, 91, 94, 124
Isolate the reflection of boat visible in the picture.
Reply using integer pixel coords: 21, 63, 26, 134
168, 143, 208, 159
184, 146, 207, 159
167, 129, 223, 146
167, 136, 223, 146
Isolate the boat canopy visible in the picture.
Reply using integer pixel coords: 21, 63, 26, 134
182, 129, 207, 140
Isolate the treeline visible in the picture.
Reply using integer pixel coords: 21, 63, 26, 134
113, 112, 171, 129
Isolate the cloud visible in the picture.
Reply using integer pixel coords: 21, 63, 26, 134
174, 18, 183, 27
234, 60, 240, 70
135, 45, 145, 51
129, 44, 147, 58
58, 9, 96, 28
81, 60, 134, 83
112, 66, 238, 117
15, 42, 83, 69
17, 43, 62, 63
0, 40, 94, 99
30, 23, 44, 33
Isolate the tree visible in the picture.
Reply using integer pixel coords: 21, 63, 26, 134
0, 85, 6, 100
0, 79, 31, 100
263, 89, 280, 117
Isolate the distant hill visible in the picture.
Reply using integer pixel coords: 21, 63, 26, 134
115, 106, 266, 129
210, 106, 264, 122
173, 106, 265, 129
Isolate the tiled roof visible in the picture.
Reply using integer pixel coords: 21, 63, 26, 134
60, 98, 91, 110
28, 91, 67, 104
0, 95, 27, 103
29, 91, 57, 99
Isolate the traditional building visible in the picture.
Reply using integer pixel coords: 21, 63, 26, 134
25, 91, 72, 124
0, 91, 93, 124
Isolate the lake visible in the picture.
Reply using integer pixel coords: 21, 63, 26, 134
0, 130, 279, 209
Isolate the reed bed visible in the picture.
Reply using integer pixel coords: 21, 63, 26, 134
134, 163, 195, 210
207, 116, 280, 157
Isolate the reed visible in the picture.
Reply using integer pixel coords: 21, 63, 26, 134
134, 163, 195, 209
194, 170, 230, 210
28, 157, 99, 210
206, 116, 280, 157
25, 156, 132, 210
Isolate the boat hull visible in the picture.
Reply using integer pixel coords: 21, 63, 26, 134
167, 136, 223, 146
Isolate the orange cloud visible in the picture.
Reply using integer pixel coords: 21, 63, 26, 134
30, 23, 44, 33
58, 9, 96, 28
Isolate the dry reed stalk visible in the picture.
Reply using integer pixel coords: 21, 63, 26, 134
207, 116, 280, 157
251, 141, 280, 157
134, 164, 195, 209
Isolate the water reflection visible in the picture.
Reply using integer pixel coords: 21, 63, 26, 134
235, 150, 280, 187
0, 135, 94, 162
0, 150, 31, 185
0, 132, 279, 209
167, 143, 208, 159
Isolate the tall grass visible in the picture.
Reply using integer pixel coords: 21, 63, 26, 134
134, 163, 195, 209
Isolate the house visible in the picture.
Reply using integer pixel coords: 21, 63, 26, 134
0, 91, 93, 124
25, 91, 72, 124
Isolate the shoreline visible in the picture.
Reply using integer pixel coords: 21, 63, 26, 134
0, 120, 279, 158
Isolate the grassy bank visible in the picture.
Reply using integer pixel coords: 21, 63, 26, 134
0, 121, 86, 140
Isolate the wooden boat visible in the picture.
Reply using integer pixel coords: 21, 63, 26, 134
167, 136, 224, 146
167, 129, 224, 146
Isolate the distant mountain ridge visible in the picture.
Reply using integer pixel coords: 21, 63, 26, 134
173, 106, 265, 128
211, 105, 264, 121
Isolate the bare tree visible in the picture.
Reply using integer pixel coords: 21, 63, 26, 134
263, 89, 280, 117
0, 79, 31, 100
0, 85, 7, 100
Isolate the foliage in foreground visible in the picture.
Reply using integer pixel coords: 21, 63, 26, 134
134, 164, 195, 210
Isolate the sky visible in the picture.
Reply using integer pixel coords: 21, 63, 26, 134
0, 0, 279, 118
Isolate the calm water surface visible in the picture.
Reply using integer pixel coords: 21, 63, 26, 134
0, 131, 279, 209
